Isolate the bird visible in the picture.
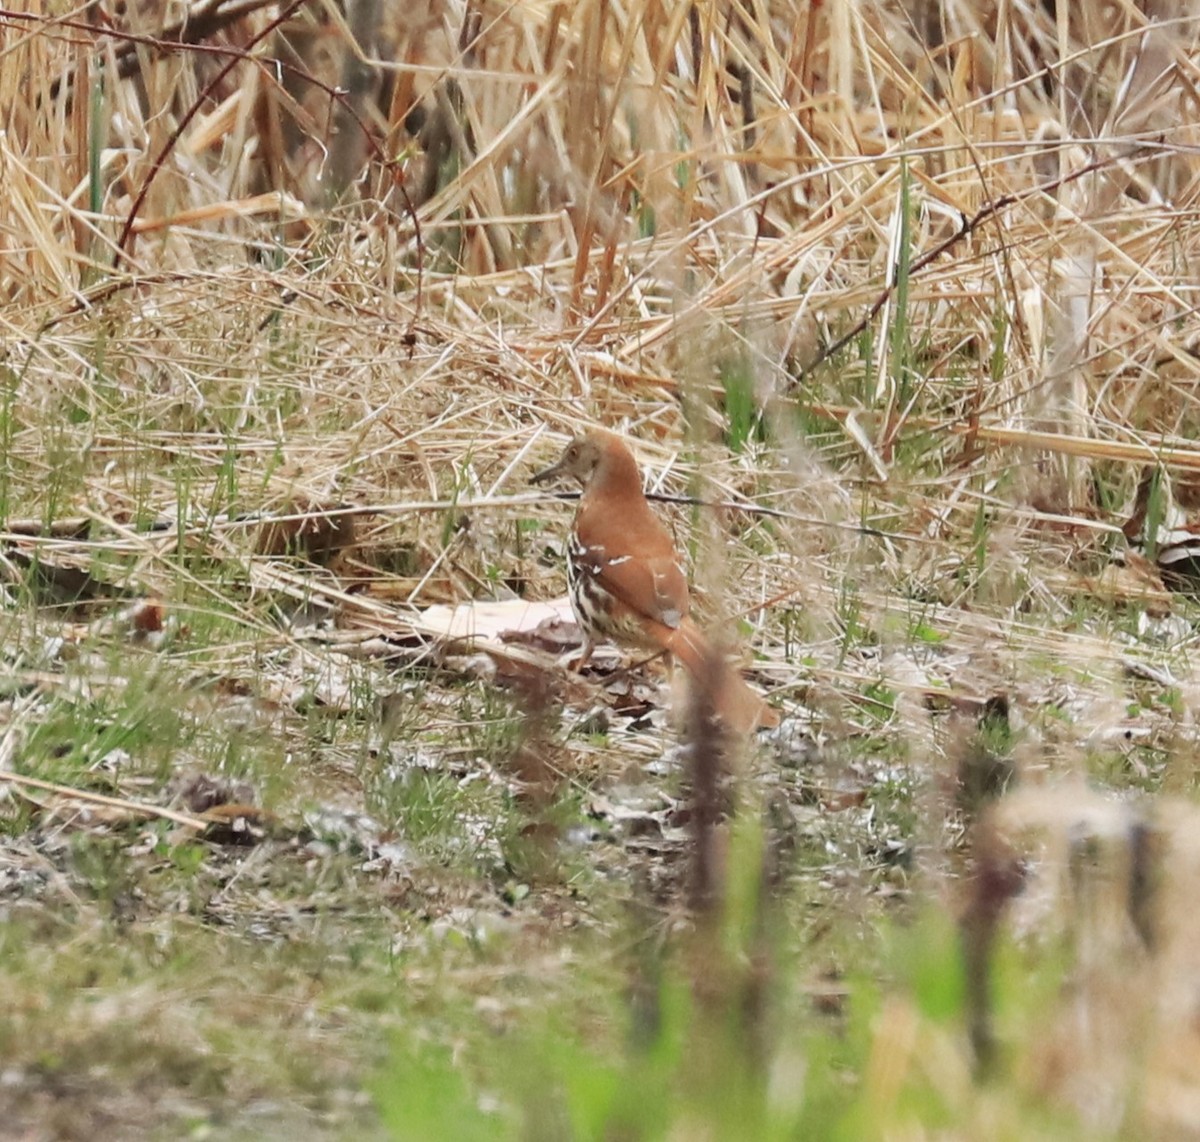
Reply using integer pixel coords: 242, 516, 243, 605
1123, 467, 1200, 584
531, 429, 778, 733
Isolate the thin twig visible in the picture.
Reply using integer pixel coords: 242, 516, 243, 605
0, 771, 208, 830
113, 2, 306, 266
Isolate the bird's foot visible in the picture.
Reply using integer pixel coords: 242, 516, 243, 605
559, 639, 596, 673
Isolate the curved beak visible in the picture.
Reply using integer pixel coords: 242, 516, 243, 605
530, 457, 568, 486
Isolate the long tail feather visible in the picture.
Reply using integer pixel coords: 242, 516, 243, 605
666, 617, 778, 734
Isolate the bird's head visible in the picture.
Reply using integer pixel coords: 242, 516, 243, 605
530, 432, 609, 488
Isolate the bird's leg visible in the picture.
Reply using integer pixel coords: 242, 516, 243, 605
568, 636, 596, 672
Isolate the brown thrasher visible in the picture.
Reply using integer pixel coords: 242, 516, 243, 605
531, 429, 778, 733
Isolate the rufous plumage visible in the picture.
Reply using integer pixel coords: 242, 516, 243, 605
532, 429, 777, 733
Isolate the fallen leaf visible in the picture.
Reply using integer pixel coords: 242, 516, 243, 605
417, 597, 576, 645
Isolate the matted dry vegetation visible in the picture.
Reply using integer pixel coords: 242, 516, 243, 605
5, 0, 1200, 1137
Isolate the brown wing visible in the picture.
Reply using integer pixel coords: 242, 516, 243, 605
588, 547, 689, 630
571, 499, 689, 629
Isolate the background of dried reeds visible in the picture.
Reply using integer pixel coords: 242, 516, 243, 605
6, 1, 1200, 625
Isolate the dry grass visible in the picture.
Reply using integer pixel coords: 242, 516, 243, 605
5, 0, 1200, 1136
